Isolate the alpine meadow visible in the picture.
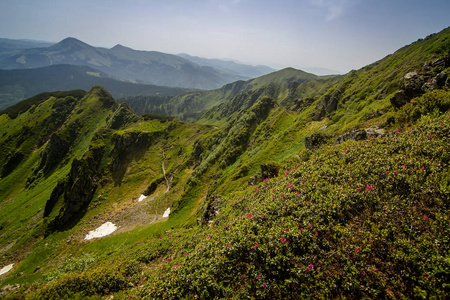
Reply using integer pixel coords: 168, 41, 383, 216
0, 16, 449, 300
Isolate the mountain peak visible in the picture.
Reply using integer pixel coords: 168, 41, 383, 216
53, 37, 91, 50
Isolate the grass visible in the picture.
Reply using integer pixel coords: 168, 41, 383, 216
1, 27, 450, 299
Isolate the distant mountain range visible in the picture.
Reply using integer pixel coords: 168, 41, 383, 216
0, 37, 275, 90
0, 38, 53, 61
177, 53, 275, 79
0, 64, 193, 111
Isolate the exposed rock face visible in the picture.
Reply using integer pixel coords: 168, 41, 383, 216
335, 127, 385, 145
290, 97, 315, 112
1, 151, 24, 178
391, 52, 450, 108
314, 90, 340, 121
199, 194, 223, 225
110, 131, 156, 172
45, 145, 105, 234
305, 132, 330, 150
422, 72, 448, 92
107, 103, 138, 130
30, 134, 70, 183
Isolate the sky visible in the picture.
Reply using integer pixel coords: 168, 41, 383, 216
0, 0, 449, 74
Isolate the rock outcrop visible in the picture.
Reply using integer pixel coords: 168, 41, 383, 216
314, 90, 340, 121
390, 52, 450, 108
199, 194, 223, 225
335, 127, 385, 145
305, 132, 330, 150
45, 145, 105, 235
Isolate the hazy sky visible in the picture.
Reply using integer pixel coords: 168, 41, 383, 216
0, 0, 449, 73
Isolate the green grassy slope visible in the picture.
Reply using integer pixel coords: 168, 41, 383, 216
0, 27, 449, 299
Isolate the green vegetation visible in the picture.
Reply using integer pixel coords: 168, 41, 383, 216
0, 27, 449, 299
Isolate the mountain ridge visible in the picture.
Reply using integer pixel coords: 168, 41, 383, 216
0, 37, 272, 90
0, 27, 449, 299
0, 64, 194, 111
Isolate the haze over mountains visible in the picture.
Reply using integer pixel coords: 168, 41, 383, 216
0, 37, 275, 90
0, 26, 449, 299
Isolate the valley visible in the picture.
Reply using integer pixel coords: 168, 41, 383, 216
0, 27, 449, 299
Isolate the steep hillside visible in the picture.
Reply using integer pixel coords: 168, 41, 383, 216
0, 28, 449, 299
122, 68, 337, 123
0, 38, 246, 89
0, 64, 193, 111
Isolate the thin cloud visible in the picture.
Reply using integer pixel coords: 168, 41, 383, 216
308, 0, 356, 21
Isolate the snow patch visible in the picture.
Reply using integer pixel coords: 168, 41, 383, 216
162, 208, 171, 218
84, 222, 118, 240
138, 194, 147, 202
0, 264, 14, 276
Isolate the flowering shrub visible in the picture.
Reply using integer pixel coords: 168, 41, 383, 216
138, 111, 450, 299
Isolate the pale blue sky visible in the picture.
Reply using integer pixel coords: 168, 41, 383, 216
0, 0, 449, 73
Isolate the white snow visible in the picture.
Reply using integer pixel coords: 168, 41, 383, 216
162, 207, 171, 218
0, 264, 14, 276
138, 194, 147, 202
84, 222, 118, 240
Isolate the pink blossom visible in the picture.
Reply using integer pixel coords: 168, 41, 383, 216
356, 248, 360, 252
402, 165, 406, 168
168, 258, 172, 262
263, 283, 266, 287
366, 186, 373, 190
315, 231, 318, 236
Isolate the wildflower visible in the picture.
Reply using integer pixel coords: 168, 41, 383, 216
421, 167, 425, 171
356, 248, 360, 252
306, 202, 310, 205
257, 276, 261, 279
366, 186, 373, 190
356, 188, 359, 191
315, 231, 318, 236
263, 283, 266, 287
402, 165, 406, 168
168, 258, 172, 262
295, 191, 299, 195
374, 268, 378, 272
